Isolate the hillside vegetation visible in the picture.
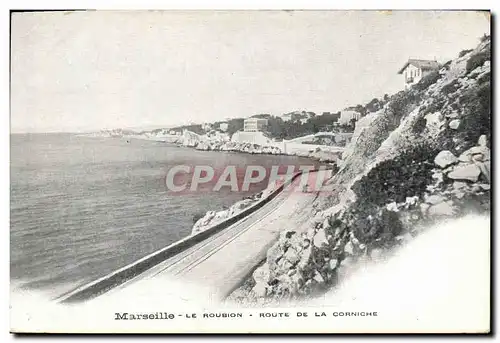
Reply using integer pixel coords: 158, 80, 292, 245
228, 35, 491, 304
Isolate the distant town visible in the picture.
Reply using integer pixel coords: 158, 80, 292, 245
91, 57, 442, 151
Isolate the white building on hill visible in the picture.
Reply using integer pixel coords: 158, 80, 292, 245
339, 110, 361, 125
244, 118, 268, 132
398, 58, 440, 89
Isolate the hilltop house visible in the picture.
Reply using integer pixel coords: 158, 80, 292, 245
398, 59, 440, 89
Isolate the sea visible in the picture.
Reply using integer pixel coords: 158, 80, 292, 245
10, 133, 317, 295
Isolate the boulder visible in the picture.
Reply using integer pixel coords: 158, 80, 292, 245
449, 119, 460, 130
447, 164, 481, 182
344, 241, 354, 255
471, 154, 484, 162
434, 150, 458, 168
313, 228, 329, 248
191, 211, 218, 234
425, 112, 445, 133
386, 202, 399, 212
405, 196, 419, 207
458, 146, 490, 162
479, 184, 491, 191
453, 181, 468, 190
313, 271, 325, 284
478, 134, 488, 147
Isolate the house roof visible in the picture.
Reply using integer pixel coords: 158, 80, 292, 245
398, 59, 440, 74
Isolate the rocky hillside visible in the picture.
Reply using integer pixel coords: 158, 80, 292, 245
228, 36, 491, 305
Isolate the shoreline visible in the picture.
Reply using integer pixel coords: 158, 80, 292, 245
77, 133, 343, 164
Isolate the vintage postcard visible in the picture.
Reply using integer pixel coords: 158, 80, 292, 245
10, 10, 491, 334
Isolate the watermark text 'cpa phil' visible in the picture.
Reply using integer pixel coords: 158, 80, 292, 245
164, 165, 335, 194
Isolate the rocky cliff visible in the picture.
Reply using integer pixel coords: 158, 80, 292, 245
228, 36, 491, 305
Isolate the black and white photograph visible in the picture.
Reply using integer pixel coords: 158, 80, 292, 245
9, 9, 491, 333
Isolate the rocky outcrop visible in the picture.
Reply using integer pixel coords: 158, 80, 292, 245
188, 138, 341, 163
191, 192, 263, 235
228, 36, 491, 305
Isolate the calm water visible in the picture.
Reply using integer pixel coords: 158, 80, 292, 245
10, 133, 317, 293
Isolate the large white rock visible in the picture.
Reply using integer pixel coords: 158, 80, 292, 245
453, 181, 468, 190
458, 146, 490, 162
386, 202, 399, 212
313, 228, 329, 248
313, 271, 325, 284
434, 150, 458, 168
449, 119, 461, 130
344, 241, 354, 255
425, 112, 445, 134
478, 135, 488, 147
447, 164, 481, 182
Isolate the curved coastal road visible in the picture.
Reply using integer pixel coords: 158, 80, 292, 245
98, 172, 322, 302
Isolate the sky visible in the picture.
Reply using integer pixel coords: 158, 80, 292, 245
11, 10, 490, 133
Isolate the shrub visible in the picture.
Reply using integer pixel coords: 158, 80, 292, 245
480, 34, 490, 43
412, 115, 427, 134
457, 82, 491, 147
351, 143, 439, 207
387, 90, 421, 120
418, 97, 446, 117
466, 49, 490, 74
441, 60, 452, 71
458, 49, 473, 58
339, 200, 405, 246
441, 79, 460, 96
477, 72, 491, 85
413, 70, 440, 92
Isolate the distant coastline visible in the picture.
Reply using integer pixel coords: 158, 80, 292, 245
76, 130, 344, 165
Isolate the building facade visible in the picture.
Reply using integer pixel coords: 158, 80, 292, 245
339, 110, 361, 125
243, 118, 268, 132
398, 59, 440, 89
